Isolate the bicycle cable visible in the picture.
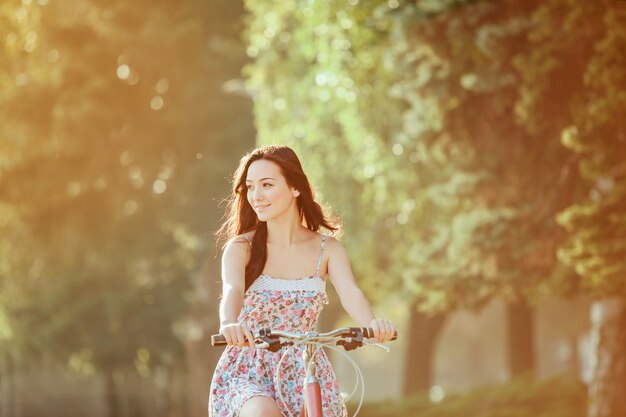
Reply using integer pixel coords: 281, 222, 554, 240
275, 341, 323, 417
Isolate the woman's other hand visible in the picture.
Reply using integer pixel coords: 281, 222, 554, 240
219, 322, 255, 348
370, 318, 396, 343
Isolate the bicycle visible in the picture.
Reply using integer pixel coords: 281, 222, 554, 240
211, 327, 398, 417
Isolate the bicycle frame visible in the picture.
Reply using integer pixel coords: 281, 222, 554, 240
301, 342, 322, 417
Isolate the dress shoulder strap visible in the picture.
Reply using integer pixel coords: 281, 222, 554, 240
315, 234, 328, 277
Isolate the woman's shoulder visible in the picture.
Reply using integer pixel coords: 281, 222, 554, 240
319, 233, 344, 254
227, 231, 255, 249
222, 233, 254, 266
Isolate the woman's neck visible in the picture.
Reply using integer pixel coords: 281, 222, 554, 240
265, 208, 309, 247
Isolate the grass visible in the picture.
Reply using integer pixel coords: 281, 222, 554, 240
350, 374, 586, 417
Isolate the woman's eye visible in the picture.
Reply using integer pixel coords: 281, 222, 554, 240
246, 183, 271, 190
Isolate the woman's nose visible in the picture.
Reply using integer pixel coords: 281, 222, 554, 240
252, 187, 264, 201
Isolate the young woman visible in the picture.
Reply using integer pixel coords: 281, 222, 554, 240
208, 145, 396, 417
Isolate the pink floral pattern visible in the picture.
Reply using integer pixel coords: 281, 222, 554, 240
208, 276, 347, 417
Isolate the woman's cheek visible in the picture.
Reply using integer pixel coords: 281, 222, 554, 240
265, 187, 277, 198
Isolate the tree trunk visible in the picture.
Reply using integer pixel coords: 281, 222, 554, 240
318, 290, 344, 331
0, 351, 15, 417
569, 334, 581, 379
588, 297, 626, 417
167, 367, 185, 417
402, 302, 447, 396
506, 298, 535, 377
125, 370, 142, 417
105, 370, 121, 417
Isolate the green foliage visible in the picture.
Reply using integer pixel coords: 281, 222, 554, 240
388, 0, 591, 307
545, 3, 626, 297
354, 375, 586, 417
244, 0, 405, 302
0, 0, 253, 371
244, 0, 588, 315
506, 0, 626, 297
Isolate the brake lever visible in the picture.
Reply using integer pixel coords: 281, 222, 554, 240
260, 336, 282, 352
337, 335, 364, 351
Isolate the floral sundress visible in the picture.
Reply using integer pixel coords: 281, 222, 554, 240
208, 234, 348, 417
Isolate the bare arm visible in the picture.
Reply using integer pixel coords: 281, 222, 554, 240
218, 237, 255, 347
327, 237, 396, 343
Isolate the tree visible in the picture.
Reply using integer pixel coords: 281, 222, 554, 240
391, 0, 585, 379
243, 0, 587, 396
0, 1, 253, 416
243, 0, 489, 394
519, 2, 626, 416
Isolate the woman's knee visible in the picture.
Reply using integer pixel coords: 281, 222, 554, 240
239, 395, 282, 417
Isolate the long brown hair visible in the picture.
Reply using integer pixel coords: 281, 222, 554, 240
216, 145, 340, 290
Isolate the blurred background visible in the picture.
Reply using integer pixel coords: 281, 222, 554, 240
1, 1, 625, 417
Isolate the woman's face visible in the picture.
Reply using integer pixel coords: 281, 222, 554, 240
245, 159, 300, 222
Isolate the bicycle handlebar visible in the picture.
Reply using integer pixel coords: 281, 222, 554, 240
211, 327, 398, 349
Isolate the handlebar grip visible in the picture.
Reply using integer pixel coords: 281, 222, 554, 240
362, 327, 374, 338
211, 334, 227, 346
361, 327, 398, 341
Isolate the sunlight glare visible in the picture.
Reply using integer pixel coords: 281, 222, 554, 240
429, 385, 445, 403
152, 179, 167, 194
150, 95, 164, 110
156, 78, 169, 94
117, 64, 130, 80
